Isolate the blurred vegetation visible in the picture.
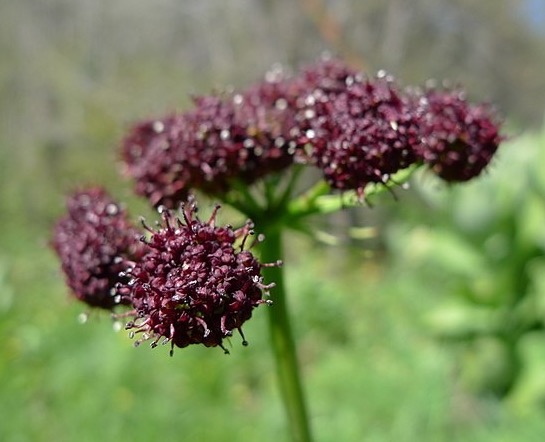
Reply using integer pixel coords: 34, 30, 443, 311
2, 1, 545, 441
385, 125, 545, 403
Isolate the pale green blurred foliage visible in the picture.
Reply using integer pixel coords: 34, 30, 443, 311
386, 126, 545, 404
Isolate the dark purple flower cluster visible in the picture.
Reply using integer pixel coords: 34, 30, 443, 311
297, 68, 420, 193
293, 59, 502, 194
122, 57, 502, 204
414, 88, 502, 182
52, 188, 145, 309
116, 201, 273, 355
121, 68, 302, 208
52, 188, 273, 352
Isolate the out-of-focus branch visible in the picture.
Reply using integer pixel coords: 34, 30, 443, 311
298, 0, 367, 70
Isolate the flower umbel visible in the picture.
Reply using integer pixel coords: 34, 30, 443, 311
300, 69, 420, 194
51, 188, 144, 309
117, 199, 275, 355
415, 88, 502, 181
121, 68, 302, 208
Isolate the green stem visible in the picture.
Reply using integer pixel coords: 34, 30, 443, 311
259, 226, 313, 442
287, 164, 419, 221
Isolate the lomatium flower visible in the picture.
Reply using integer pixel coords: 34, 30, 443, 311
116, 200, 275, 355
53, 57, 504, 357
52, 188, 145, 309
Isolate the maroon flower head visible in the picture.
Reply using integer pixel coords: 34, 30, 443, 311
121, 68, 302, 208
300, 71, 420, 194
52, 188, 145, 309
117, 199, 274, 355
416, 88, 502, 181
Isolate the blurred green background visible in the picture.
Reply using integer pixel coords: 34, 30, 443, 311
2, 1, 545, 441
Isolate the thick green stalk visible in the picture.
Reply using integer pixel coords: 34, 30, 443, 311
259, 225, 313, 442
